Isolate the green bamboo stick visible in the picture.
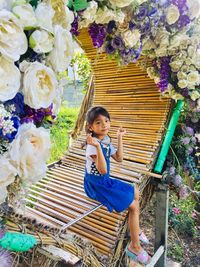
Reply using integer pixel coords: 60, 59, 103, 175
154, 100, 184, 173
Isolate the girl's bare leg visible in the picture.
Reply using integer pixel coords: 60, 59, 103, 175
128, 185, 143, 254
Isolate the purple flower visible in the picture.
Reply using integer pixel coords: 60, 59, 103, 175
88, 23, 106, 48
148, 7, 157, 16
107, 20, 116, 34
179, 185, 190, 199
178, 15, 190, 29
136, 6, 149, 21
185, 126, 194, 136
169, 166, 176, 175
141, 22, 151, 35
187, 146, 193, 154
158, 57, 171, 93
105, 43, 115, 54
181, 137, 190, 145
129, 21, 136, 30
0, 248, 13, 267
70, 16, 79, 36
181, 88, 189, 97
111, 36, 123, 49
172, 174, 183, 187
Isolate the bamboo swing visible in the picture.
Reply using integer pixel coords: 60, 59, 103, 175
6, 29, 172, 266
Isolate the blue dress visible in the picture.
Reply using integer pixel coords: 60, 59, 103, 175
84, 142, 134, 213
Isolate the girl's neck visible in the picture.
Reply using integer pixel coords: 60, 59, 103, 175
93, 133, 107, 141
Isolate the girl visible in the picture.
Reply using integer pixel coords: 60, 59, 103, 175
84, 106, 151, 265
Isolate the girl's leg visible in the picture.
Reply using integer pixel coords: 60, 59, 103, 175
128, 185, 143, 254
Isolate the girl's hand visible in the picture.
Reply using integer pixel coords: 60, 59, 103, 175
117, 127, 126, 138
86, 134, 100, 147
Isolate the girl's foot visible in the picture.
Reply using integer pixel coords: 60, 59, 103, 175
139, 231, 150, 245
126, 244, 151, 265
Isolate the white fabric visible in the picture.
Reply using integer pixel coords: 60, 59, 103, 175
85, 142, 116, 174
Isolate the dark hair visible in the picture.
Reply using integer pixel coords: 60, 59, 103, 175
85, 106, 110, 136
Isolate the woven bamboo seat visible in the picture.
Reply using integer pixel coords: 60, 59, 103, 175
6, 29, 172, 266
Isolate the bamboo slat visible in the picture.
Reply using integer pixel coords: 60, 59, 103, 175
8, 28, 171, 265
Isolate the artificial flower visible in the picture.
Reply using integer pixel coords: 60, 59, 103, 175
0, 9, 28, 61
35, 2, 54, 33
21, 61, 57, 109
48, 25, 74, 73
12, 3, 37, 29
29, 29, 54, 54
165, 4, 180, 25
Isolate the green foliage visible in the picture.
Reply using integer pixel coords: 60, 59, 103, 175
49, 106, 79, 163
68, 0, 89, 11
169, 194, 197, 237
71, 52, 91, 92
168, 242, 184, 263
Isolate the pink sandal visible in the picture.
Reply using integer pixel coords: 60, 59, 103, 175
125, 245, 151, 265
139, 231, 150, 245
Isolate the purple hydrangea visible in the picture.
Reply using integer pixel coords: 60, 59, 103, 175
185, 126, 194, 136
158, 57, 171, 93
181, 137, 190, 145
172, 174, 183, 187
177, 15, 190, 29
70, 16, 79, 36
105, 43, 115, 54
88, 23, 106, 48
111, 36, 124, 49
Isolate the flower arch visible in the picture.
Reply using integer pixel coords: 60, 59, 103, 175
0, 0, 199, 206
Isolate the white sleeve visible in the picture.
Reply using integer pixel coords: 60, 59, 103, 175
86, 145, 97, 158
110, 143, 116, 155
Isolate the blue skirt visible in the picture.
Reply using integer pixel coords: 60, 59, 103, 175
84, 172, 134, 213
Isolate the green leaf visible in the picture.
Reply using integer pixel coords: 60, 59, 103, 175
29, 0, 39, 8
68, 0, 89, 11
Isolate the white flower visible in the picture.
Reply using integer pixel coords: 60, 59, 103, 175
35, 2, 55, 33
178, 79, 188, 89
122, 29, 141, 48
190, 90, 200, 101
146, 67, 157, 79
29, 29, 54, 54
187, 0, 200, 19
64, 5, 74, 31
187, 71, 200, 85
170, 59, 184, 72
95, 6, 115, 24
155, 47, 168, 57
21, 61, 57, 109
48, 25, 74, 73
0, 10, 28, 61
155, 28, 170, 47
0, 0, 12, 10
195, 132, 200, 142
109, 0, 134, 8
80, 1, 97, 27
0, 155, 17, 204
166, 4, 180, 25
9, 123, 51, 182
177, 71, 187, 80
0, 56, 21, 101
12, 3, 37, 29
142, 38, 156, 51
169, 31, 188, 51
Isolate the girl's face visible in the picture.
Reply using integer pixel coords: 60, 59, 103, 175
90, 114, 110, 138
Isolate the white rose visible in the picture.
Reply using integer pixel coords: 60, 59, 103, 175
190, 90, 200, 101
169, 31, 188, 51
187, 45, 197, 58
12, 3, 37, 29
187, 0, 200, 19
155, 28, 170, 47
80, 1, 97, 27
0, 0, 12, 10
155, 47, 168, 57
187, 71, 200, 85
178, 79, 188, 88
29, 29, 54, 54
35, 2, 55, 33
0, 10, 28, 61
170, 60, 184, 72
0, 56, 21, 101
48, 25, 74, 73
147, 67, 157, 79
177, 71, 187, 80
122, 29, 141, 48
95, 7, 115, 24
21, 61, 57, 109
142, 38, 156, 51
64, 6, 74, 31
9, 123, 51, 182
109, 0, 134, 8
166, 4, 180, 25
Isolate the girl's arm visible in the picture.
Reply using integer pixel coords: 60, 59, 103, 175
112, 127, 126, 162
86, 134, 107, 174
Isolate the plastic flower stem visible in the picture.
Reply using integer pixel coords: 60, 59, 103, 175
154, 100, 184, 173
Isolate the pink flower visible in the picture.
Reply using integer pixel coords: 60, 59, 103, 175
172, 207, 181, 215
191, 211, 197, 218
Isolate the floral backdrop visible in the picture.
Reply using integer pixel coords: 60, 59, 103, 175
0, 0, 199, 207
